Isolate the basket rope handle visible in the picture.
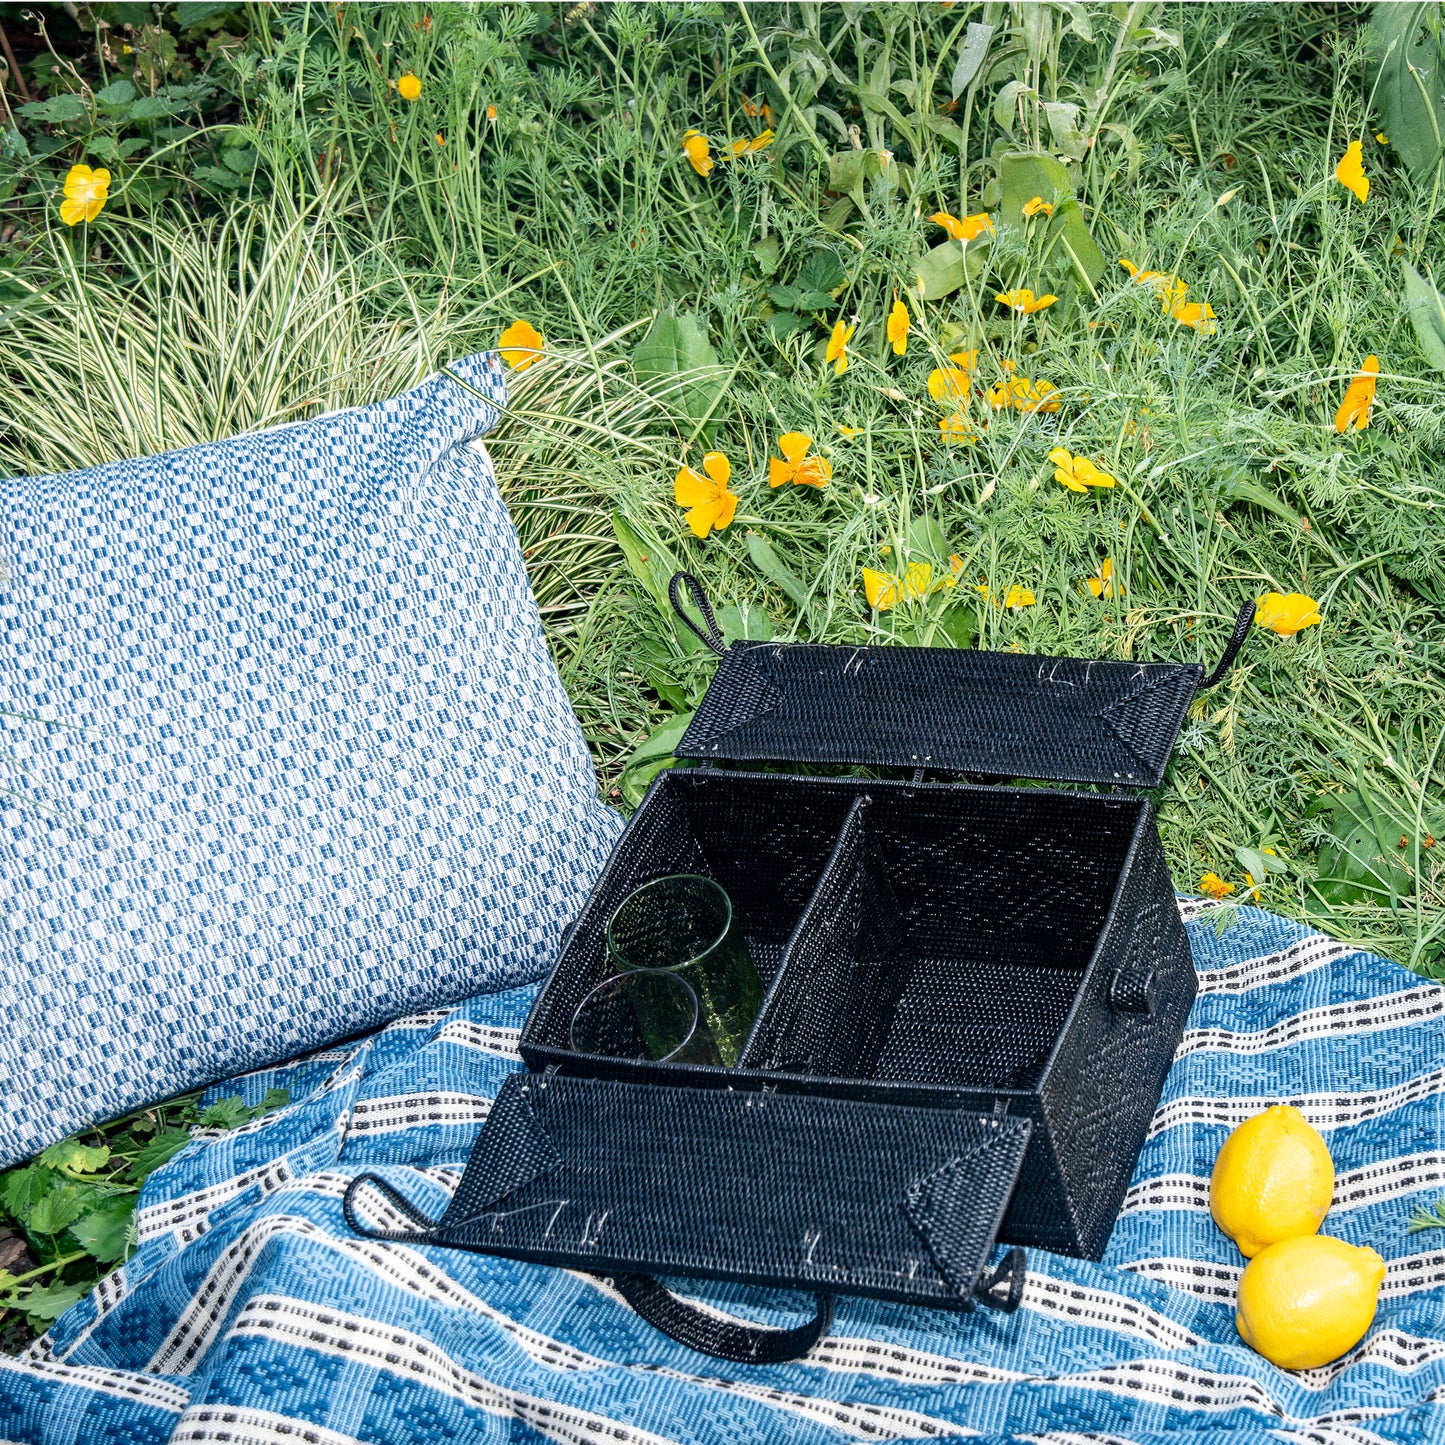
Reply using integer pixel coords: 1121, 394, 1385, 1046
610, 1272, 834, 1363
342, 1172, 441, 1243
668, 571, 729, 657
1198, 599, 1255, 689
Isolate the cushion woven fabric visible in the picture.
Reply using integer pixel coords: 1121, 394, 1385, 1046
0, 353, 622, 1167
2, 902, 1442, 1443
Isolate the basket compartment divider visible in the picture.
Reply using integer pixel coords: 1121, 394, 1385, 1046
741, 793, 907, 1077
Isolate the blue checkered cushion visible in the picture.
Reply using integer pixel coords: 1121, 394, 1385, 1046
0, 353, 622, 1167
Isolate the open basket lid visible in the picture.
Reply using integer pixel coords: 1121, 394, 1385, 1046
669, 575, 1254, 789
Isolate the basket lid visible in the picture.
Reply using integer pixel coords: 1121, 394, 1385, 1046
427, 1071, 1032, 1314
668, 575, 1253, 788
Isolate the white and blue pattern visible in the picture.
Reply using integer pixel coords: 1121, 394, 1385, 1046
0, 353, 623, 1167
2, 900, 1443, 1442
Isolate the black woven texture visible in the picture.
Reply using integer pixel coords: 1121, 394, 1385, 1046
521, 768, 1195, 1260
676, 642, 1203, 786
430, 1072, 1031, 1309
524, 771, 858, 1071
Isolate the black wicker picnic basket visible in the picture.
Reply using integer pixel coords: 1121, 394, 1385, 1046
346, 575, 1253, 1363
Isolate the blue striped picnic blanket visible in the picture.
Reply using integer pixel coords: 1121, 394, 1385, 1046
4, 899, 1443, 1443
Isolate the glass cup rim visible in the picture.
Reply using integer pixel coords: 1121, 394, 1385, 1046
568, 966, 702, 1064
605, 872, 734, 974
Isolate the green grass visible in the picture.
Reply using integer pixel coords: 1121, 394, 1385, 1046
0, 0, 1442, 1344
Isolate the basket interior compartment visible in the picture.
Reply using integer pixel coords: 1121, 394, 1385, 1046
748, 786, 1144, 1090
526, 771, 860, 1055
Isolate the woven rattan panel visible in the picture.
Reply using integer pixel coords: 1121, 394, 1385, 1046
741, 785, 1141, 1092
524, 771, 856, 1057
432, 1071, 1032, 1307
677, 643, 1203, 786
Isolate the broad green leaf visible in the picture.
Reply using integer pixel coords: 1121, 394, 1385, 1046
38, 1141, 110, 1175
1368, 1, 1445, 181
826, 149, 894, 202
914, 237, 988, 300
28, 1185, 84, 1237
619, 712, 694, 807
793, 289, 838, 312
951, 21, 996, 97
632, 310, 725, 445
129, 1130, 192, 1183
197, 1096, 251, 1129
796, 251, 845, 289
1044, 101, 1086, 160
997, 152, 1106, 284
130, 95, 181, 121
14, 1282, 86, 1325
745, 531, 812, 618
1311, 778, 1441, 908
176, 2, 235, 28
71, 1197, 136, 1264
768, 283, 800, 309
96, 78, 138, 107
611, 511, 680, 619
907, 515, 953, 565
1401, 260, 1445, 372
993, 78, 1028, 131
2, 1166, 55, 1224
765, 310, 808, 341
18, 94, 87, 125
937, 602, 977, 650
751, 236, 781, 277
714, 602, 774, 643
1218, 474, 1299, 526
1235, 846, 1289, 880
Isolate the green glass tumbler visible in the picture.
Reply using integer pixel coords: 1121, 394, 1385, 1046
604, 874, 764, 1067
569, 969, 722, 1066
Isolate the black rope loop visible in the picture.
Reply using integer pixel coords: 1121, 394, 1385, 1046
611, 1273, 834, 1363
1198, 598, 1256, 690
972, 1246, 1028, 1313
342, 1172, 442, 1243
668, 571, 729, 657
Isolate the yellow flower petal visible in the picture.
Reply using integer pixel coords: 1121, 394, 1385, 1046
397, 73, 422, 101
1168, 297, 1217, 334
779, 431, 811, 463
932, 210, 993, 241
995, 288, 1056, 314
1084, 557, 1123, 598
675, 454, 738, 538
1003, 585, 1035, 608
795, 455, 832, 487
927, 366, 971, 402
904, 562, 932, 600
59, 163, 109, 225
674, 465, 712, 508
1334, 354, 1378, 433
837, 424, 863, 438
825, 319, 854, 375
1335, 139, 1368, 202
863, 567, 898, 610
1021, 195, 1052, 217
746, 129, 775, 153
682, 130, 713, 176
1254, 591, 1322, 637
1199, 872, 1235, 900
887, 298, 909, 356
498, 319, 545, 370
938, 414, 977, 443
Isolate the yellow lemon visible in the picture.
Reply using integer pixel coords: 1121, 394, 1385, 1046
1210, 1104, 1333, 1257
1236, 1235, 1385, 1369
